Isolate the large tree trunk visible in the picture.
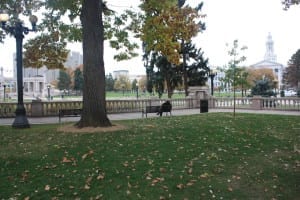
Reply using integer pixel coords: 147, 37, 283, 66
76, 0, 111, 127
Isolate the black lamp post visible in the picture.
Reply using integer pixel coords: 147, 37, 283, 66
136, 83, 139, 99
208, 70, 217, 96
273, 79, 278, 97
47, 85, 51, 101
3, 84, 6, 102
0, 11, 38, 128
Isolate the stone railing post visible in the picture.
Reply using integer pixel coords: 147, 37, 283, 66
251, 96, 263, 110
31, 99, 43, 117
209, 97, 216, 108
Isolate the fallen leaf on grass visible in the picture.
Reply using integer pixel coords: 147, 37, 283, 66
186, 179, 197, 186
62, 157, 72, 163
84, 184, 90, 190
45, 185, 50, 191
97, 173, 105, 180
176, 183, 184, 190
199, 172, 210, 179
82, 150, 94, 160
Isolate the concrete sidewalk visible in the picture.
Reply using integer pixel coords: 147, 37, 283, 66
0, 108, 299, 126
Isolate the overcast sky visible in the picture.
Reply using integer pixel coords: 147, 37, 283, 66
1, 0, 300, 77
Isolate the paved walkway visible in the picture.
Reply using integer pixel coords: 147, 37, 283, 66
0, 108, 299, 126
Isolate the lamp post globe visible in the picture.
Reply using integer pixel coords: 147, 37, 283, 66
0, 11, 38, 128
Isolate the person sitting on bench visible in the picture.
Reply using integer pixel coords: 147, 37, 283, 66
157, 100, 172, 117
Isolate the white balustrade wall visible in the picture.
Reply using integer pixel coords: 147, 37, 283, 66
0, 97, 299, 118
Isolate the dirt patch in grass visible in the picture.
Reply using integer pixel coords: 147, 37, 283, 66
57, 123, 127, 133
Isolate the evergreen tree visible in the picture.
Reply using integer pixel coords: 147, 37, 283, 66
283, 49, 300, 89
105, 73, 115, 91
58, 70, 71, 91
73, 68, 84, 93
251, 78, 275, 97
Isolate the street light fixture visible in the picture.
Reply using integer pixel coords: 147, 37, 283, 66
136, 83, 139, 99
47, 85, 51, 101
3, 84, 6, 102
0, 11, 38, 128
273, 79, 278, 97
208, 69, 217, 96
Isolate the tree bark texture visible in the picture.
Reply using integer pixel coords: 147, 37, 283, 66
77, 0, 111, 127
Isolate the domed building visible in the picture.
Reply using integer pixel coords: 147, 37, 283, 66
250, 33, 284, 90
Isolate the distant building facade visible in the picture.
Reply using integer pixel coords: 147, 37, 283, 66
1, 51, 83, 99
250, 33, 284, 89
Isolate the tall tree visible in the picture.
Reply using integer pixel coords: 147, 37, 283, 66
73, 68, 83, 93
184, 43, 209, 87
283, 49, 300, 89
140, 0, 205, 96
0, 0, 141, 127
114, 75, 131, 91
226, 40, 247, 116
105, 73, 115, 91
76, 0, 111, 127
57, 70, 71, 90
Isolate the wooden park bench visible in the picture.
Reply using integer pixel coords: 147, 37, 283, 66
58, 108, 82, 123
142, 105, 160, 118
142, 102, 172, 118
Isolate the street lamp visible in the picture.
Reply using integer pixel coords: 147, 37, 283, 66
47, 85, 51, 101
3, 84, 6, 102
0, 11, 38, 128
273, 79, 278, 97
208, 70, 217, 96
136, 83, 139, 99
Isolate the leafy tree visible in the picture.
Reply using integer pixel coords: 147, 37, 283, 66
73, 68, 83, 93
283, 49, 300, 89
0, 0, 144, 127
105, 73, 115, 91
114, 75, 131, 91
247, 68, 275, 88
225, 40, 247, 116
131, 79, 138, 91
140, 0, 206, 97
23, 32, 69, 71
224, 40, 247, 88
140, 0, 205, 65
57, 70, 71, 90
184, 43, 209, 87
251, 78, 275, 97
282, 0, 300, 10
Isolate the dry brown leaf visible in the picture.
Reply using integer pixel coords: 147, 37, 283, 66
45, 185, 50, 191
97, 174, 105, 180
84, 184, 90, 190
62, 157, 72, 163
176, 183, 184, 190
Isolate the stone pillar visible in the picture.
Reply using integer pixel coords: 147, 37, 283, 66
31, 99, 43, 117
251, 96, 263, 110
187, 86, 209, 108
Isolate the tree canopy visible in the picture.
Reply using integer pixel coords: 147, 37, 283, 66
283, 49, 300, 89
140, 0, 205, 65
282, 0, 300, 10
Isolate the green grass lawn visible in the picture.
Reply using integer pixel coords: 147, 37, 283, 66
0, 113, 299, 199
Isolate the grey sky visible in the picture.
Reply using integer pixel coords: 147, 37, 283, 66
1, 0, 299, 76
